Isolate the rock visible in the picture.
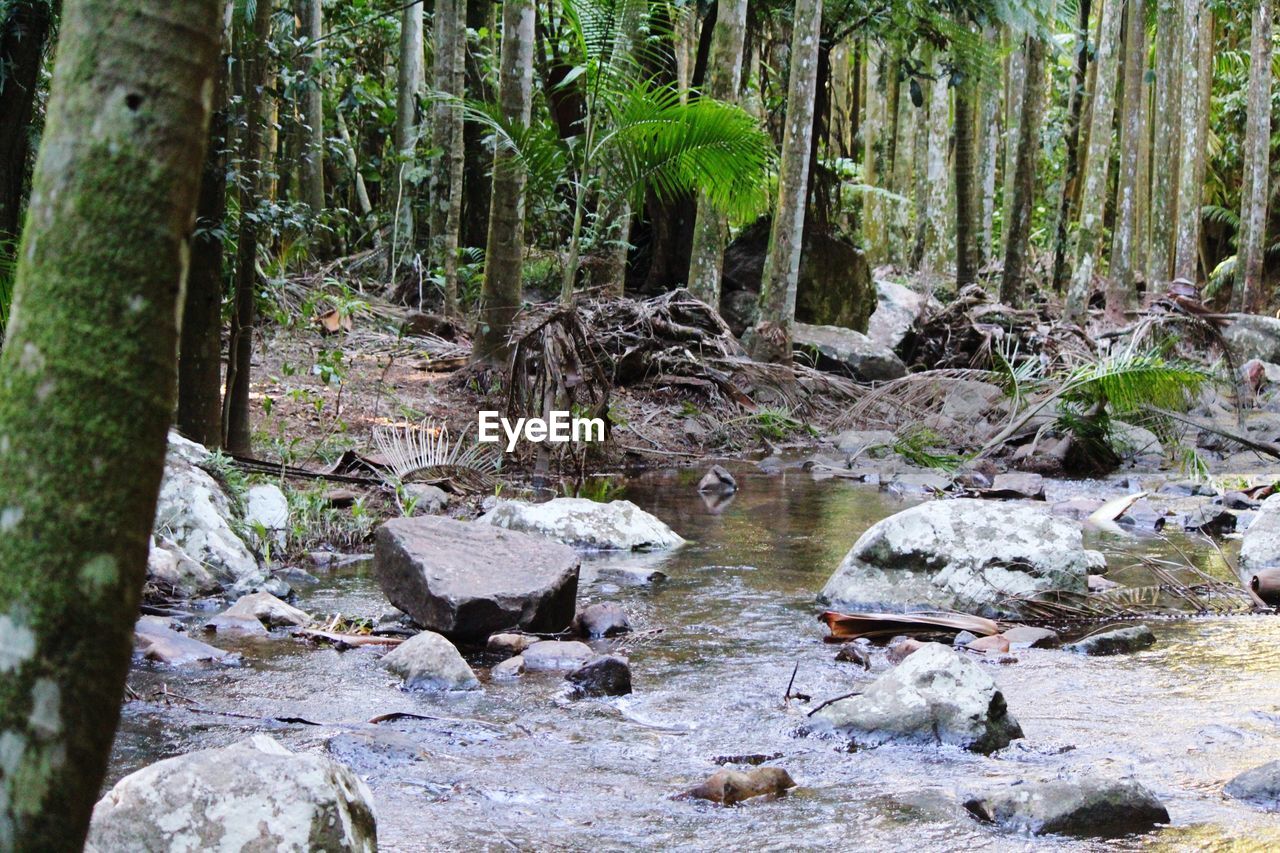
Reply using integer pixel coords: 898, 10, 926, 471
719, 289, 760, 337
1182, 506, 1237, 535
566, 655, 632, 697
1051, 498, 1106, 520
1088, 575, 1123, 592
478, 497, 685, 551
223, 591, 310, 628
1114, 499, 1170, 533
134, 617, 233, 666
792, 322, 907, 382
153, 431, 262, 590
1000, 625, 1060, 649
698, 464, 738, 495
952, 631, 979, 648
1240, 494, 1280, 580
491, 655, 525, 679
867, 279, 931, 352
1224, 314, 1280, 364
85, 735, 377, 852
1225, 759, 1280, 810
963, 775, 1169, 837
833, 429, 897, 457
574, 602, 631, 638
819, 499, 1093, 617
987, 472, 1046, 501
522, 640, 595, 672
1157, 479, 1217, 497
146, 537, 221, 598
835, 643, 870, 668
681, 767, 796, 805
273, 566, 320, 587
245, 483, 290, 549
595, 565, 668, 586
887, 637, 925, 663
887, 470, 953, 494
808, 643, 1022, 753
965, 634, 1011, 653
374, 516, 580, 640
1064, 624, 1156, 656
373, 605, 420, 636
404, 483, 449, 514
1221, 491, 1261, 510
1012, 435, 1073, 476
202, 613, 269, 638
1110, 421, 1164, 463
382, 630, 480, 691
487, 632, 538, 655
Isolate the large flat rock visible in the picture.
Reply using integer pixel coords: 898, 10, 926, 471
478, 498, 684, 551
792, 322, 907, 382
1240, 493, 1280, 581
374, 516, 580, 640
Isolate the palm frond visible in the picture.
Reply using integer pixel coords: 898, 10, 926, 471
371, 419, 497, 481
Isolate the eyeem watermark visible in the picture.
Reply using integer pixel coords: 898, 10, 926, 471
478, 410, 605, 452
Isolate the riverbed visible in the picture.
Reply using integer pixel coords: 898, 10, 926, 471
111, 465, 1280, 851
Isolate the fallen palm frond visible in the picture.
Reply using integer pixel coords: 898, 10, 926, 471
819, 610, 1000, 642
371, 418, 498, 491
1086, 492, 1148, 528
836, 368, 1004, 442
345, 328, 471, 365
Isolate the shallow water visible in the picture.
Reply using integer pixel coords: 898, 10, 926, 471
113, 466, 1280, 851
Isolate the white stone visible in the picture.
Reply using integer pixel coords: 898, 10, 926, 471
382, 631, 479, 691
1240, 494, 1280, 581
478, 498, 684, 551
245, 484, 290, 550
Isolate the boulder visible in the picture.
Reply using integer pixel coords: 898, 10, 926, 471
491, 656, 525, 680
134, 617, 233, 666
1000, 625, 1060, 649
833, 429, 896, 457
987, 472, 1046, 501
963, 775, 1169, 837
808, 643, 1022, 753
245, 483, 289, 550
153, 432, 262, 590
404, 483, 449, 515
681, 767, 796, 805
819, 499, 1094, 617
1224, 314, 1280, 364
146, 537, 220, 599
382, 630, 480, 691
486, 632, 538, 655
522, 640, 595, 672
223, 591, 310, 628
478, 498, 684, 551
792, 322, 908, 382
85, 735, 377, 852
574, 602, 631, 638
867, 279, 932, 352
566, 655, 633, 697
697, 465, 737, 495
1240, 494, 1280, 581
202, 613, 268, 638
374, 516, 580, 640
1225, 759, 1280, 810
1064, 624, 1156, 656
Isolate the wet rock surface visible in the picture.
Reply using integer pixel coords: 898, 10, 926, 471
574, 601, 631, 638
1240, 494, 1280, 580
223, 591, 310, 628
479, 498, 686, 551
698, 464, 737, 495
566, 655, 633, 697
134, 617, 233, 666
963, 775, 1170, 837
682, 767, 797, 805
1064, 624, 1156, 656
382, 630, 480, 691
1225, 759, 1280, 811
522, 640, 595, 672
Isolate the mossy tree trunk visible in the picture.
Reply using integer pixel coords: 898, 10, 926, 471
1049, 0, 1092, 294
0, 0, 219, 846
298, 0, 326, 217
0, 0, 54, 248
1237, 0, 1272, 313
747, 0, 822, 365
1147, 0, 1181, 287
429, 0, 465, 315
473, 0, 535, 363
1107, 0, 1148, 322
1001, 30, 1048, 307
953, 70, 979, 288
1172, 0, 1205, 282
392, 0, 425, 274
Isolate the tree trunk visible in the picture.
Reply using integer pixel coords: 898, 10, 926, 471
0, 0, 218, 846
1050, 0, 1093, 293
978, 30, 1001, 265
473, 0, 535, 363
223, 0, 272, 452
858, 46, 885, 263
1000, 32, 1027, 257
953, 71, 979, 287
298, 0, 325, 217
747, 0, 821, 365
1107, 0, 1148, 322
1001, 32, 1048, 307
429, 0, 465, 314
392, 0, 425, 272
686, 0, 749, 306
179, 14, 232, 449
1147, 0, 1181, 287
1172, 0, 1203, 282
1238, 0, 1272, 313
922, 54, 952, 275
462, 0, 495, 248
0, 0, 55, 245
1066, 0, 1123, 320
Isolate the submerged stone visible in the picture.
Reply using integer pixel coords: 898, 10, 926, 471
963, 775, 1170, 837
1064, 624, 1155, 656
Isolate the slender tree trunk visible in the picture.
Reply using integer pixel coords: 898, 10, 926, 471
0, 0, 55, 245
687, 0, 749, 306
179, 11, 232, 449
1106, 0, 1148, 322
747, 0, 821, 365
336, 107, 374, 219
392, 0, 425, 273
223, 0, 272, 452
1148, 0, 1181, 287
1172, 0, 1204, 282
298, 0, 325, 217
0, 0, 218, 846
473, 0, 535, 363
954, 72, 979, 287
1066, 0, 1123, 319
462, 0, 495, 248
923, 54, 952, 275
1001, 32, 1048, 307
1238, 0, 1273, 313
1050, 0, 1093, 293
429, 0, 465, 314
859, 46, 885, 263
1001, 32, 1027, 257
978, 30, 1001, 266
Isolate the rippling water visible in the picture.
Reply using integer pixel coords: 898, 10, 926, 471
111, 466, 1280, 851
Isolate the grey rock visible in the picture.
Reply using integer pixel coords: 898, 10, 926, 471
1240, 494, 1280, 580
85, 735, 377, 853
867, 279, 932, 352
574, 602, 631, 638
808, 643, 1022, 753
223, 591, 310, 628
1224, 314, 1280, 363
491, 655, 525, 680
404, 483, 449, 514
1225, 759, 1280, 811
383, 630, 479, 691
522, 640, 595, 672
245, 484, 289, 550
988, 472, 1046, 500
134, 617, 233, 666
953, 630, 979, 647
819, 499, 1092, 617
1182, 506, 1237, 535
963, 775, 1169, 837
202, 613, 269, 638
146, 537, 221, 599
1110, 421, 1164, 463
478, 498, 685, 551
595, 565, 667, 586
566, 655, 632, 697
1065, 624, 1156, 656
1000, 625, 1060, 649
792, 322, 908, 382
833, 428, 897, 457
486, 632, 538, 655
698, 464, 737, 495
374, 516, 580, 640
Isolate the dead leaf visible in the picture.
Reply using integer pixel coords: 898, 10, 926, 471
317, 309, 353, 334
1086, 491, 1148, 528
819, 610, 1000, 642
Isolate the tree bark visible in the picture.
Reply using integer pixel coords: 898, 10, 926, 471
1001, 32, 1048, 307
1147, 0, 1181, 287
473, 0, 535, 364
223, 0, 272, 452
687, 0, 749, 306
298, 0, 325, 217
858, 46, 886, 264
429, 0, 465, 314
0, 0, 55, 245
1000, 32, 1027, 258
1172, 0, 1203, 282
953, 71, 979, 288
747, 0, 822, 365
0, 0, 218, 846
1050, 0, 1093, 294
392, 0, 425, 272
1107, 0, 1149, 322
977, 29, 1001, 266
1066, 0, 1123, 320
1238, 0, 1273, 313
922, 54, 952, 275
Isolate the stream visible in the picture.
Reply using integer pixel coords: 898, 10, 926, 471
111, 465, 1280, 851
